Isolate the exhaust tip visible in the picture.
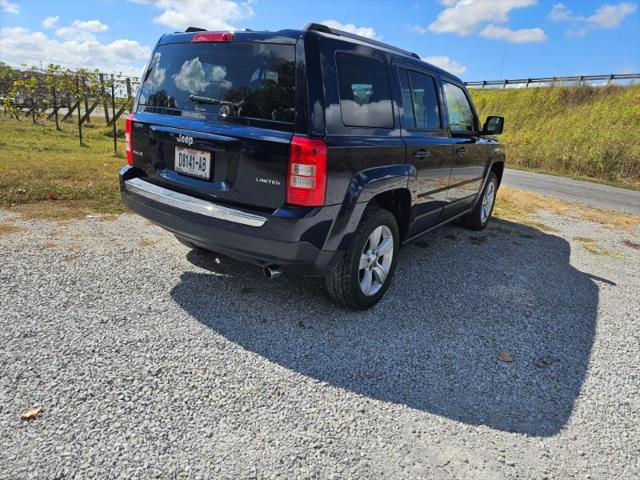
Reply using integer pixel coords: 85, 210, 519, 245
263, 265, 282, 280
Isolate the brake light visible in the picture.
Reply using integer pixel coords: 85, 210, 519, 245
192, 32, 233, 43
287, 136, 327, 206
125, 113, 135, 165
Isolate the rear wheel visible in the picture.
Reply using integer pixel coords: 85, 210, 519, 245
459, 172, 498, 230
325, 206, 399, 310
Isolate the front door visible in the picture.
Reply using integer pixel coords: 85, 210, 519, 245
396, 65, 452, 235
440, 80, 489, 214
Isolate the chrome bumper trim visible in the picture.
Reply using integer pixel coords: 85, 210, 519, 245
125, 178, 267, 227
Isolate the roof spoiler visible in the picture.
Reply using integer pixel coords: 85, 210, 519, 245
185, 26, 207, 32
303, 22, 420, 59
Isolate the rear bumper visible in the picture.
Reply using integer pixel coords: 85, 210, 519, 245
119, 166, 344, 276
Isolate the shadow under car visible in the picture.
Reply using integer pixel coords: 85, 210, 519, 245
170, 220, 600, 437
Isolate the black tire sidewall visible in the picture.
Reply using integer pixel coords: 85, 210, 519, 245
478, 174, 498, 228
346, 209, 400, 309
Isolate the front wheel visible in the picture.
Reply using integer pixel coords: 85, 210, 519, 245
325, 206, 399, 310
459, 172, 498, 230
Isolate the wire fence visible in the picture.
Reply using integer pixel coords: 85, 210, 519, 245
0, 65, 140, 154
464, 73, 640, 89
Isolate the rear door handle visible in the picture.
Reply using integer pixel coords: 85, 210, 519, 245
456, 147, 466, 157
412, 149, 431, 159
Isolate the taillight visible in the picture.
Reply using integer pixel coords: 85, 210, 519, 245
192, 32, 233, 43
125, 113, 135, 165
287, 136, 327, 207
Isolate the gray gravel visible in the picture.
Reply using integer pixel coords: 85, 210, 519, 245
1, 208, 639, 479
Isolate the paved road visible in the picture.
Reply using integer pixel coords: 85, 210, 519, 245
503, 169, 640, 215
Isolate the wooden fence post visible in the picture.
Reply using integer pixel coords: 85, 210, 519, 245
100, 73, 110, 124
111, 74, 117, 155
83, 77, 90, 123
76, 75, 83, 146
52, 84, 60, 130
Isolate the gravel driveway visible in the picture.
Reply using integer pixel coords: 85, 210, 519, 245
1, 206, 639, 479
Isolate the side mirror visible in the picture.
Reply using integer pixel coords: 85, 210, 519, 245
482, 116, 504, 135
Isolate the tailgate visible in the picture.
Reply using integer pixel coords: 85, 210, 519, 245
130, 114, 290, 210
131, 39, 297, 211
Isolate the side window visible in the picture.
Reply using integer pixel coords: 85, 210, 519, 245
408, 71, 441, 130
442, 82, 476, 133
398, 69, 415, 128
336, 53, 394, 129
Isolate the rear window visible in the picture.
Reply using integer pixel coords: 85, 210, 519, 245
335, 53, 393, 129
138, 42, 295, 127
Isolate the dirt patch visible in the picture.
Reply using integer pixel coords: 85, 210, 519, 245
140, 238, 159, 247
469, 236, 488, 245
495, 187, 640, 232
0, 223, 24, 236
8, 201, 120, 222
573, 236, 623, 258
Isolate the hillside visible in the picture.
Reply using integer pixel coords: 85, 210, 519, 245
471, 84, 640, 188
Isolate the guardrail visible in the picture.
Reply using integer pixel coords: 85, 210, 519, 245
465, 73, 640, 88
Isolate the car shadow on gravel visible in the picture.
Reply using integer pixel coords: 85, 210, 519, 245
171, 220, 600, 437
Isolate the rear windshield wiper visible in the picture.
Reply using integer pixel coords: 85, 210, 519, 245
189, 95, 243, 107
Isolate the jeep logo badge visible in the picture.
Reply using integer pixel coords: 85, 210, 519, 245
176, 134, 194, 146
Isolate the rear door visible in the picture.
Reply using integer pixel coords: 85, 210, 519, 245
395, 64, 451, 234
440, 80, 489, 213
130, 39, 297, 210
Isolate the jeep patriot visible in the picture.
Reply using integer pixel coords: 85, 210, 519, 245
120, 23, 505, 309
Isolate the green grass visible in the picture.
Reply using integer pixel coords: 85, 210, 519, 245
471, 84, 640, 188
0, 116, 126, 216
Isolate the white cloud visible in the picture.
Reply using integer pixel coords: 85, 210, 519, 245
479, 25, 547, 43
320, 20, 379, 39
132, 0, 254, 30
0, 0, 19, 14
54, 19, 110, 42
422, 55, 467, 75
548, 3, 574, 22
41, 16, 60, 29
0, 26, 151, 77
549, 2, 637, 36
408, 25, 429, 34
586, 2, 637, 28
428, 0, 538, 36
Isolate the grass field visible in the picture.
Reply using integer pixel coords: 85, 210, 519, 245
471, 84, 640, 188
0, 117, 126, 218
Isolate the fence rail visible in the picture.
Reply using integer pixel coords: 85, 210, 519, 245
465, 73, 640, 88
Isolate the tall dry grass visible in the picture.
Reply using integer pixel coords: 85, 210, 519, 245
471, 84, 640, 187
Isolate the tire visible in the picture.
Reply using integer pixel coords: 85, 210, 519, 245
459, 172, 498, 231
325, 206, 400, 310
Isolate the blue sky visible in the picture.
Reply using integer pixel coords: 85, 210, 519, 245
0, 0, 638, 80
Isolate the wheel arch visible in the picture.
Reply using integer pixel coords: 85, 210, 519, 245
325, 165, 413, 251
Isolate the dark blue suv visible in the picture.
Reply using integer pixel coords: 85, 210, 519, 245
120, 23, 505, 309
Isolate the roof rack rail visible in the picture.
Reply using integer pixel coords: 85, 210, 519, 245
185, 26, 207, 33
303, 22, 420, 60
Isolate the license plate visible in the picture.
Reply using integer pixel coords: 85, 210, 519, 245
175, 147, 211, 180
